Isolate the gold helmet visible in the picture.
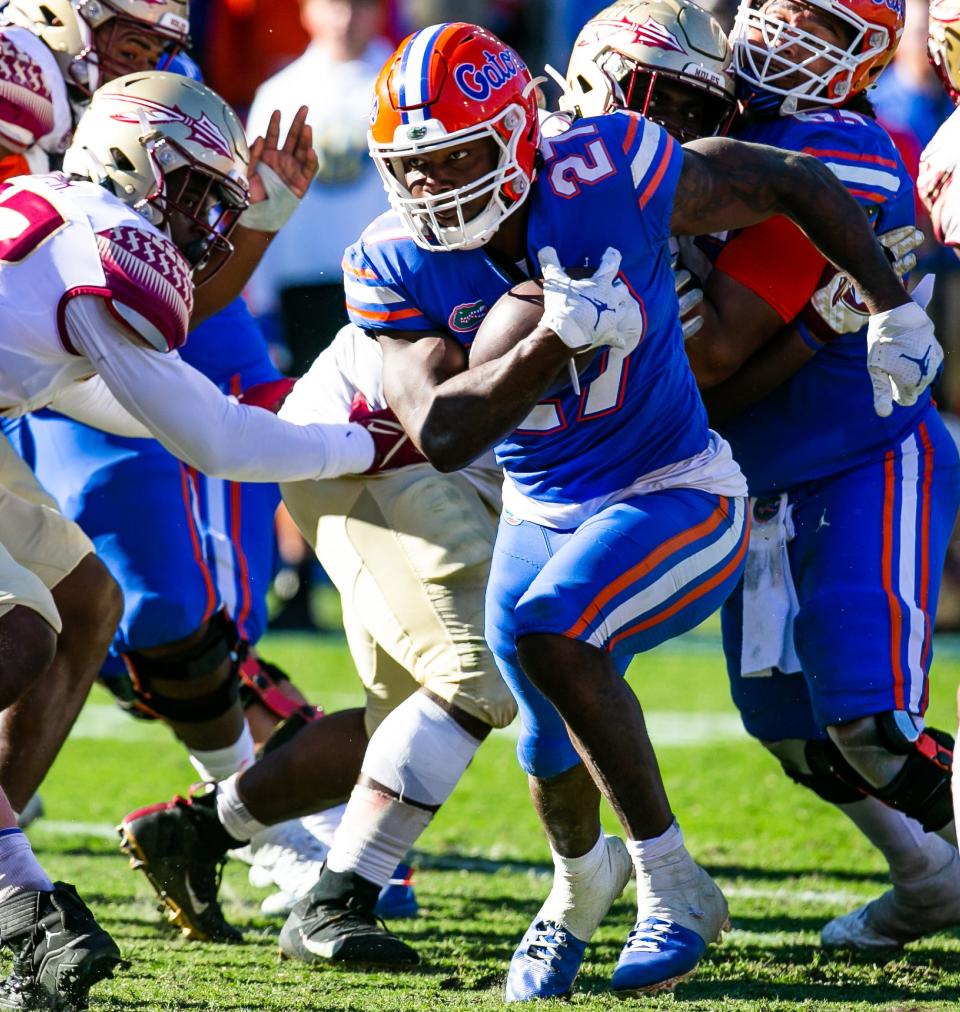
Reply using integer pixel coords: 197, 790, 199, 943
5, 0, 190, 94
929, 0, 960, 103
63, 71, 249, 271
564, 0, 735, 142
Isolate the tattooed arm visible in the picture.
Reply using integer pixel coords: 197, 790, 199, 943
671, 138, 909, 316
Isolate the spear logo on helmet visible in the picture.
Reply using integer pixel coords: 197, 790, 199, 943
579, 16, 685, 54
106, 94, 233, 160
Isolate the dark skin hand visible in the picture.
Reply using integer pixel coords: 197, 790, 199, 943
702, 326, 817, 426
377, 134, 911, 473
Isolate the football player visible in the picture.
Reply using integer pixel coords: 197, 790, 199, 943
0, 70, 395, 1008
921, 0, 960, 839
3, 48, 333, 906
567, 0, 960, 957
117, 20, 937, 999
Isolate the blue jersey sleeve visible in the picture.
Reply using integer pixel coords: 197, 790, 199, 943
745, 111, 908, 214
342, 217, 435, 335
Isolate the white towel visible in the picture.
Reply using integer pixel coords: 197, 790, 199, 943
740, 494, 802, 678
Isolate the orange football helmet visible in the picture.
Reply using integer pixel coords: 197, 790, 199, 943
731, 0, 903, 112
368, 22, 540, 251
929, 0, 960, 102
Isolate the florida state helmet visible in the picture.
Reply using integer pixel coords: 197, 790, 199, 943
368, 22, 540, 252
564, 0, 735, 142
63, 71, 248, 271
929, 0, 960, 102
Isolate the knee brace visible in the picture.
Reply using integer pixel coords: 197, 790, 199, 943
238, 649, 323, 756
810, 712, 954, 833
124, 611, 241, 724
765, 739, 865, 805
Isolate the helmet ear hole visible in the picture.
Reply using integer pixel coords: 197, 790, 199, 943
110, 147, 135, 172
38, 5, 61, 27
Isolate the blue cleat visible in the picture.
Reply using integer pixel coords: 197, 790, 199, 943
610, 917, 706, 995
504, 919, 587, 1002
611, 852, 728, 996
375, 863, 419, 920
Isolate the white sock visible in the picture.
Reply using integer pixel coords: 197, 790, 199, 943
838, 797, 956, 882
216, 773, 269, 844
627, 820, 685, 867
301, 803, 348, 849
324, 692, 483, 887
538, 831, 630, 941
0, 829, 52, 903
189, 723, 256, 782
325, 785, 431, 887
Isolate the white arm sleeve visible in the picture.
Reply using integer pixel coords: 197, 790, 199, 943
65, 295, 374, 481
47, 376, 153, 438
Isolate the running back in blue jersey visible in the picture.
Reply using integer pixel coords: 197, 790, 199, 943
344, 111, 709, 510
717, 109, 925, 495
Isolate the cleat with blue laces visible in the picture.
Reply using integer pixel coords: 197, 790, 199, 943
505, 835, 631, 1002
611, 850, 728, 997
505, 919, 587, 1003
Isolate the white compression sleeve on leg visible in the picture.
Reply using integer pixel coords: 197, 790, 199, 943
359, 691, 482, 807
325, 691, 484, 885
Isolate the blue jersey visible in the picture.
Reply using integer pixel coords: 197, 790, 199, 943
344, 112, 709, 510
716, 110, 926, 495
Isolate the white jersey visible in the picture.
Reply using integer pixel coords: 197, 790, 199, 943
919, 107, 960, 251
0, 171, 375, 482
281, 324, 502, 498
0, 25, 72, 171
0, 172, 192, 414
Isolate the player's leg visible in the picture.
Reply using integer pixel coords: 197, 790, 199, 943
0, 462, 120, 1004
119, 466, 510, 960
0, 434, 123, 811
485, 515, 632, 1002
785, 422, 960, 949
276, 466, 513, 966
512, 491, 748, 997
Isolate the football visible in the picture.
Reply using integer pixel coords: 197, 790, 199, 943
469, 279, 598, 384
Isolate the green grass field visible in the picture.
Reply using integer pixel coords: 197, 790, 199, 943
22, 630, 960, 1011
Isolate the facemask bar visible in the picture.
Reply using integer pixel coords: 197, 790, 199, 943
138, 133, 247, 274
732, 1, 886, 109
598, 52, 734, 141
370, 103, 531, 252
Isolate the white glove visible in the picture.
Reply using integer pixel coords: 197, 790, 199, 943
538, 246, 635, 352
239, 162, 301, 233
812, 226, 924, 337
672, 253, 703, 341
867, 275, 943, 417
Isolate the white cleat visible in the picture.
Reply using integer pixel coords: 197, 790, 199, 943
230, 818, 327, 915
822, 847, 960, 952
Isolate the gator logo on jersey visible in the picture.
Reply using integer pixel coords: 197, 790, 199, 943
448, 300, 487, 333
106, 96, 232, 160
454, 49, 523, 102
576, 16, 685, 55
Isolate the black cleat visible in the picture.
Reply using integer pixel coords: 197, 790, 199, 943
278, 866, 420, 968
117, 785, 242, 943
0, 881, 122, 1010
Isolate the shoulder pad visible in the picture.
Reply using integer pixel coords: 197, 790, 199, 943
0, 30, 56, 151
95, 225, 193, 351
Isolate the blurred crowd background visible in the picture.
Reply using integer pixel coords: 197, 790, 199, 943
184, 0, 960, 625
